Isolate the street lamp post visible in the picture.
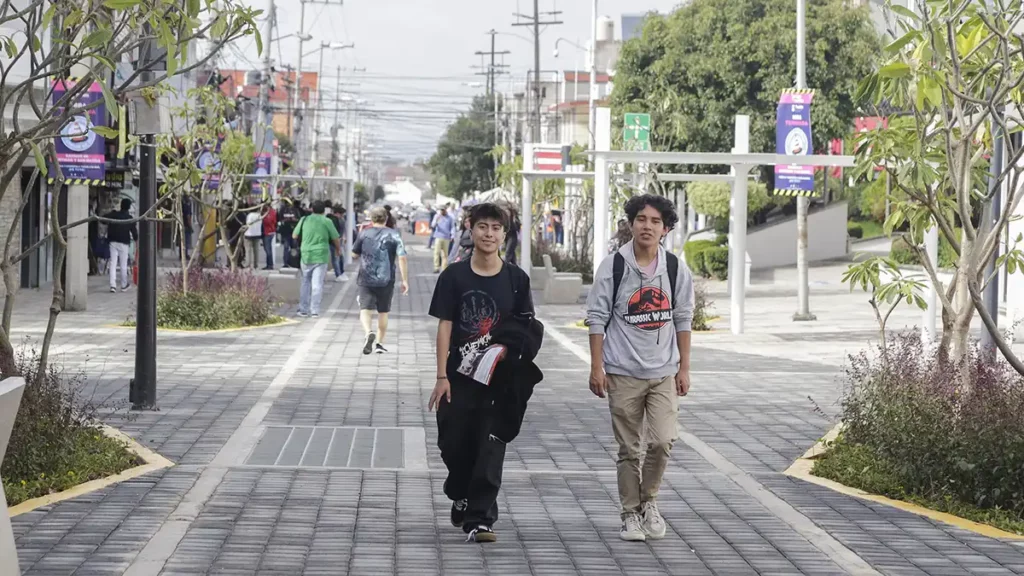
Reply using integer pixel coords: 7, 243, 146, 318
793, 0, 816, 321
589, 0, 598, 153
311, 42, 354, 186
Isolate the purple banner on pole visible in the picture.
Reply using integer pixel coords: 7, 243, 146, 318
252, 152, 271, 194
774, 90, 815, 195
51, 80, 106, 182
199, 139, 223, 190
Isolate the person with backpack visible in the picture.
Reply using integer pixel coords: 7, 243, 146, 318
585, 194, 694, 543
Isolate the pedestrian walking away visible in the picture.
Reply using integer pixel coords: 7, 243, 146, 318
244, 207, 263, 270
293, 201, 341, 318
278, 195, 301, 269
262, 203, 277, 270
428, 202, 543, 544
104, 198, 138, 293
352, 207, 409, 355
585, 194, 694, 542
326, 203, 348, 282
431, 206, 455, 273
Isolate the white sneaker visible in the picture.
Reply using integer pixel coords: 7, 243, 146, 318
641, 500, 666, 539
339, 273, 350, 282
619, 513, 646, 542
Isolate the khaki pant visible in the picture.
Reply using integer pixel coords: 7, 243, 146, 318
607, 373, 678, 518
433, 238, 451, 271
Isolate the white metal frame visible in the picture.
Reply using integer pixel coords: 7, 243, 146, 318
518, 107, 857, 335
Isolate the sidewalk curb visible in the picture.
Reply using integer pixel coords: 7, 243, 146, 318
8, 425, 174, 518
784, 424, 1024, 542
105, 317, 298, 334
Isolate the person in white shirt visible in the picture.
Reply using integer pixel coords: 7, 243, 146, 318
244, 206, 264, 270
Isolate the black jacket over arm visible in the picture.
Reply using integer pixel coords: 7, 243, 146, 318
488, 266, 544, 444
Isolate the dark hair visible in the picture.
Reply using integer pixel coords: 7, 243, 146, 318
624, 194, 678, 230
384, 204, 392, 211
120, 198, 132, 211
468, 202, 508, 231
311, 200, 326, 215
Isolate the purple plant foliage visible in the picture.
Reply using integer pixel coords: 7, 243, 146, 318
159, 267, 275, 329
841, 332, 1024, 516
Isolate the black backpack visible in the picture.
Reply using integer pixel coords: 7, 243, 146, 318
606, 251, 679, 328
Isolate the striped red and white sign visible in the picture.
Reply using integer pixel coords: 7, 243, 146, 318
533, 149, 563, 171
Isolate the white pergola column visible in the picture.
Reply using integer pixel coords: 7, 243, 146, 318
64, 185, 89, 311
922, 221, 939, 344
1009, 154, 1024, 340
593, 107, 612, 273
521, 143, 534, 277
345, 181, 355, 266
729, 116, 751, 335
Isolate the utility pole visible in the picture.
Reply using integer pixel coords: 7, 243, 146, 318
475, 30, 510, 95
793, 0, 816, 322
330, 65, 342, 176
255, 0, 275, 152
513, 2, 562, 143
292, 0, 344, 176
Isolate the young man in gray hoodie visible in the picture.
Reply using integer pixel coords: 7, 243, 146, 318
586, 194, 694, 542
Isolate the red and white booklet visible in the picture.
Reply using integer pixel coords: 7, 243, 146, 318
468, 344, 508, 385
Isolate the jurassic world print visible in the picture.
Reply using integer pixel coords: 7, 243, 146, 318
623, 286, 672, 331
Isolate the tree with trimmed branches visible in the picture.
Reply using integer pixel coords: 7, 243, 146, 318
0, 0, 262, 378
852, 0, 1024, 373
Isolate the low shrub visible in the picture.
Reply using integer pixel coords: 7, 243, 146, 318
2, 352, 141, 506
157, 268, 278, 330
692, 281, 714, 331
703, 246, 729, 281
847, 222, 864, 238
890, 232, 958, 269
683, 239, 719, 278
813, 333, 1024, 532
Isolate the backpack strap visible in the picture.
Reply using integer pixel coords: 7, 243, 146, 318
666, 251, 679, 308
607, 252, 626, 329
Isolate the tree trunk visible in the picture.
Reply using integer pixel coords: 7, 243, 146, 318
38, 185, 66, 379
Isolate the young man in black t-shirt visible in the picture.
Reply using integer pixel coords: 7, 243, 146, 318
428, 203, 533, 543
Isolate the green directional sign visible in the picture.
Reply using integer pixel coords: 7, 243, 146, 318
623, 112, 651, 151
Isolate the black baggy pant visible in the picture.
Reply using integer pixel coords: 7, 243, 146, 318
436, 378, 506, 531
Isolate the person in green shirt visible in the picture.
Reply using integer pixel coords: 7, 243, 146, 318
293, 200, 341, 317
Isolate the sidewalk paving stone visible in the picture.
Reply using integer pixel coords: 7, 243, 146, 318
9, 239, 1024, 575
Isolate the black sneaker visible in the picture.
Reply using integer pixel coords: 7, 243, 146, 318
362, 333, 376, 355
450, 499, 468, 528
374, 343, 387, 354
466, 525, 496, 543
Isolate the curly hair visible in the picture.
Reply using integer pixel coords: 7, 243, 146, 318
624, 194, 678, 231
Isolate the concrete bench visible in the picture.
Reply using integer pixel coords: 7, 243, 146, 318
541, 254, 583, 305
0, 377, 26, 576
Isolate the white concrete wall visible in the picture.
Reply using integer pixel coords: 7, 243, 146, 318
746, 201, 849, 270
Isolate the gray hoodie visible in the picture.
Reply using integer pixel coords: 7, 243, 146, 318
586, 241, 695, 379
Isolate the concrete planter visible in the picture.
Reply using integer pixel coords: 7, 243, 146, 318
0, 377, 26, 576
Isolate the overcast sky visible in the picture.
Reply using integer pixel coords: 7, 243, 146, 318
223, 0, 685, 163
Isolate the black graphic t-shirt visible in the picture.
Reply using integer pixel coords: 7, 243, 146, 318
429, 260, 532, 382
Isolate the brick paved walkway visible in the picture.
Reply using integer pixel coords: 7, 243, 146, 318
10, 238, 1024, 575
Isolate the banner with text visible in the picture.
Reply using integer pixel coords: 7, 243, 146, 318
51, 80, 107, 185
774, 89, 817, 197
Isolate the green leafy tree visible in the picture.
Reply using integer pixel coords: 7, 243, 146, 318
611, 0, 880, 183
428, 95, 498, 200
0, 0, 261, 378
853, 1, 1024, 374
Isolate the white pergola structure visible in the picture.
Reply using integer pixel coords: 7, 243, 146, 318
522, 108, 856, 335
245, 174, 357, 265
